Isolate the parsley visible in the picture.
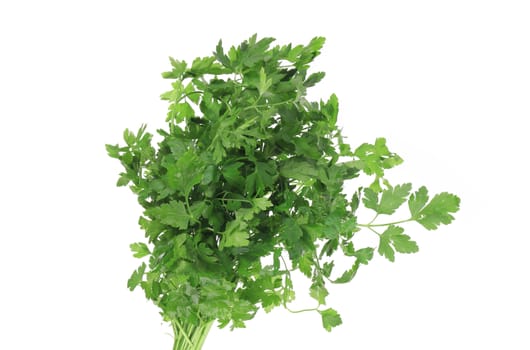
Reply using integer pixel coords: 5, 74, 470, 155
106, 34, 460, 349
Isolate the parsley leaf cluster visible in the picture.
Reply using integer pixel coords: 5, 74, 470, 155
106, 35, 460, 346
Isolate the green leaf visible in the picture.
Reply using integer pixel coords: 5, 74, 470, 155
130, 242, 150, 258
145, 200, 190, 230
222, 162, 245, 188
310, 280, 328, 304
123, 128, 135, 146
252, 197, 273, 211
221, 219, 249, 248
298, 252, 313, 277
319, 308, 342, 332
116, 173, 130, 187
353, 247, 374, 265
127, 262, 146, 291
173, 150, 205, 195
279, 158, 319, 182
190, 201, 207, 219
362, 188, 379, 211
333, 262, 360, 284
105, 144, 120, 158
392, 232, 419, 254
321, 93, 338, 127
214, 40, 231, 68
162, 57, 187, 78
304, 72, 325, 87
280, 218, 303, 245
416, 192, 461, 230
322, 261, 334, 278
363, 184, 412, 215
190, 56, 216, 74
378, 183, 412, 214
354, 138, 403, 177
258, 67, 273, 96
245, 161, 277, 196
408, 186, 429, 217
378, 225, 418, 262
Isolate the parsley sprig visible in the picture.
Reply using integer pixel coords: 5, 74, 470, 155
107, 35, 460, 349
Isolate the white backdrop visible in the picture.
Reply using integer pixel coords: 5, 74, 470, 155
1, 1, 529, 349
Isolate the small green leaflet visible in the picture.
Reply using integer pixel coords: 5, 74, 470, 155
378, 225, 419, 262
353, 138, 403, 178
319, 308, 343, 332
321, 93, 338, 127
252, 197, 273, 211
145, 200, 190, 230
128, 262, 146, 291
174, 150, 205, 196
245, 161, 277, 196
409, 188, 461, 230
280, 218, 303, 245
310, 279, 329, 304
279, 157, 319, 182
220, 219, 249, 248
408, 186, 429, 217
222, 162, 245, 188
258, 67, 272, 96
354, 247, 374, 265
333, 262, 360, 284
130, 242, 150, 258
363, 183, 412, 215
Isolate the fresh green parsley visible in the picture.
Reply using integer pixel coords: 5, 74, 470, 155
106, 34, 460, 350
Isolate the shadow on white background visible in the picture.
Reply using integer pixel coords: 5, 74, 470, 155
0, 1, 528, 349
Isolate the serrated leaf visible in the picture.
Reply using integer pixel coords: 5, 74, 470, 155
105, 144, 120, 158
408, 186, 429, 217
222, 162, 245, 188
221, 219, 249, 248
333, 261, 360, 284
298, 252, 313, 277
145, 200, 190, 230
245, 161, 277, 196
353, 247, 374, 265
322, 261, 334, 278
321, 93, 338, 127
304, 71, 325, 87
279, 158, 319, 182
363, 184, 411, 215
319, 308, 342, 332
310, 280, 328, 304
416, 192, 460, 230
116, 174, 130, 187
123, 128, 135, 146
130, 242, 150, 258
280, 218, 303, 245
214, 40, 231, 68
127, 263, 146, 291
378, 226, 399, 262
362, 188, 379, 211
173, 150, 205, 195
258, 67, 272, 96
378, 183, 412, 214
392, 232, 419, 254
378, 225, 418, 262
252, 197, 272, 211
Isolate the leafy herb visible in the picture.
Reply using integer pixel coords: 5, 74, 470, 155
106, 34, 460, 349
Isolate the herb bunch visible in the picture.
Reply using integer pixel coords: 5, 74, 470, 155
106, 35, 460, 348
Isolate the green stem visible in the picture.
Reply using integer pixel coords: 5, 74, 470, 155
358, 218, 414, 228
171, 319, 214, 350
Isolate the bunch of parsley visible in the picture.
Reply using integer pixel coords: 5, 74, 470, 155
106, 35, 460, 349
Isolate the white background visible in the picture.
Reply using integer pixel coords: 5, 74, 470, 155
1, 1, 529, 349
